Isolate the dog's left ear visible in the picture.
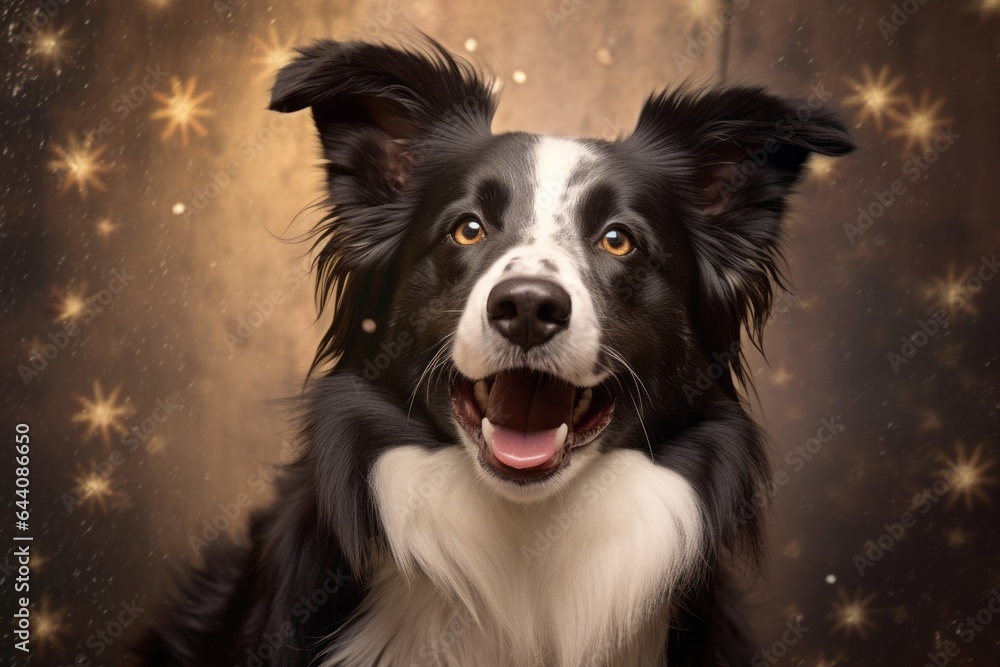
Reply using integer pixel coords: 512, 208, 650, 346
270, 39, 498, 375
270, 38, 497, 197
627, 86, 853, 386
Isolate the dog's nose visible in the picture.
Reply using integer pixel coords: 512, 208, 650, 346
486, 278, 571, 351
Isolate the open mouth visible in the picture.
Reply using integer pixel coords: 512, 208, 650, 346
451, 370, 615, 482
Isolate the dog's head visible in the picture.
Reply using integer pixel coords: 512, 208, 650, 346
272, 38, 852, 502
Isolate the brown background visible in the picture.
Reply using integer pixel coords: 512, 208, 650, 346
2, 0, 999, 664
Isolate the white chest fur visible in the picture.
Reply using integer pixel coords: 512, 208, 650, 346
324, 447, 703, 667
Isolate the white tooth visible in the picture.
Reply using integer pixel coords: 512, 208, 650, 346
555, 423, 569, 449
482, 418, 495, 448
573, 388, 593, 424
474, 380, 489, 414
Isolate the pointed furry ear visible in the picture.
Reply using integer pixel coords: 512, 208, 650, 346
270, 38, 497, 194
630, 85, 853, 216
270, 38, 498, 376
627, 86, 853, 386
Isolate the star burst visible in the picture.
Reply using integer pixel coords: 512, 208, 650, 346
30, 26, 72, 70
809, 654, 841, 667
936, 441, 996, 510
979, 0, 1000, 14
151, 77, 214, 145
30, 549, 49, 572
72, 381, 135, 445
843, 64, 905, 131
71, 465, 130, 512
828, 588, 878, 638
146, 434, 168, 454
96, 217, 116, 236
805, 154, 842, 186
252, 27, 296, 81
49, 134, 110, 198
889, 90, 950, 154
24, 337, 46, 362
53, 285, 88, 323
924, 263, 978, 318
34, 596, 68, 654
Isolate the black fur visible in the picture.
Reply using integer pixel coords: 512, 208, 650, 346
137, 36, 852, 666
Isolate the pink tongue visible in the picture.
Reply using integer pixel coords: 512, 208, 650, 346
491, 425, 561, 469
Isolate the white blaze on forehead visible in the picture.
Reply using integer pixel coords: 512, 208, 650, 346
451, 136, 605, 389
531, 137, 593, 243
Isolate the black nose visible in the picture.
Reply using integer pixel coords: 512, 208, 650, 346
486, 278, 571, 351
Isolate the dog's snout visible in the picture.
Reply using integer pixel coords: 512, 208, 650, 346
486, 278, 571, 351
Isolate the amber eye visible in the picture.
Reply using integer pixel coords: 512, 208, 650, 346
452, 219, 485, 245
599, 228, 634, 256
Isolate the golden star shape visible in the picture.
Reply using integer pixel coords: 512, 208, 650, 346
888, 90, 950, 154
71, 464, 130, 512
805, 154, 842, 186
30, 26, 73, 71
33, 596, 69, 654
252, 26, 296, 82
151, 77, 214, 145
49, 134, 110, 198
72, 381, 135, 445
828, 588, 878, 638
937, 441, 996, 510
53, 285, 88, 323
843, 64, 906, 131
924, 263, 978, 318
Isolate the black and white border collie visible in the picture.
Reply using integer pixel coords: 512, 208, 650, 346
139, 37, 852, 667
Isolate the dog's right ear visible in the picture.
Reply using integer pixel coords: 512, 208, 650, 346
270, 38, 497, 199
270, 39, 497, 376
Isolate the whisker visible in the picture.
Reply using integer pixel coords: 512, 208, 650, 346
600, 344, 655, 461
406, 333, 455, 424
